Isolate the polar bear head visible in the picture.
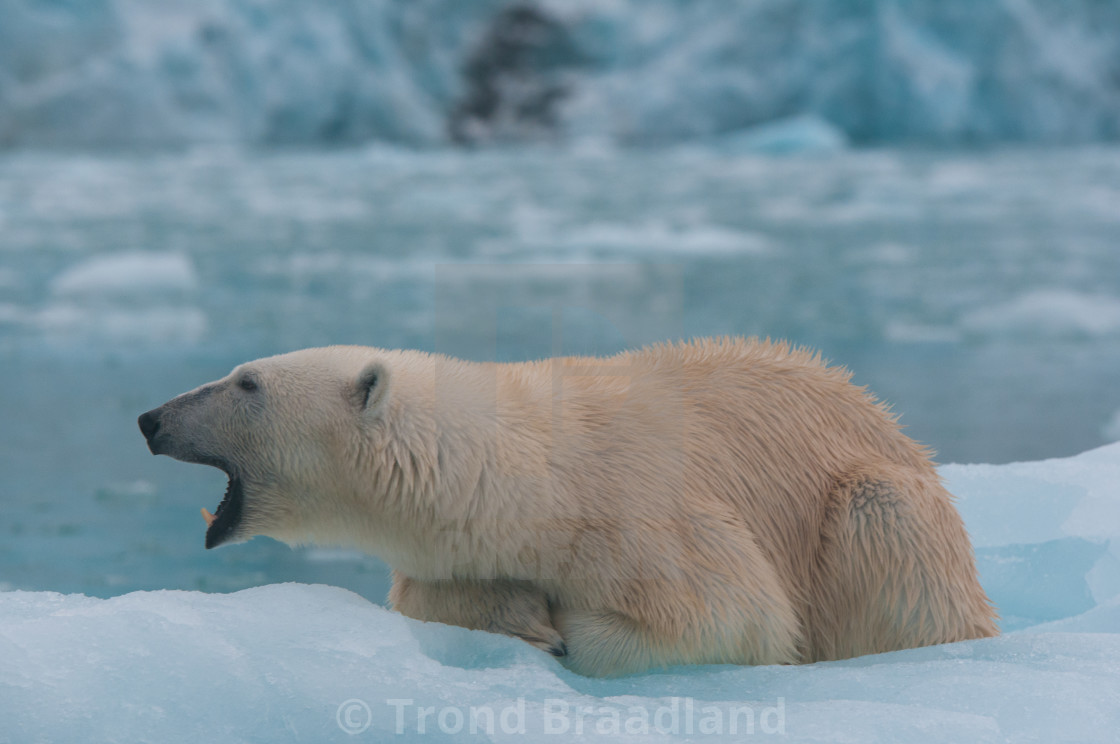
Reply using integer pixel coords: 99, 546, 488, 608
138, 347, 392, 549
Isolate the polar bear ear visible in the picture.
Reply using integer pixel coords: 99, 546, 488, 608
354, 362, 390, 412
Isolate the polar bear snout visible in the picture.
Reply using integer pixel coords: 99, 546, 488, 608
137, 385, 224, 467
138, 385, 251, 549
138, 409, 162, 452
138, 404, 189, 459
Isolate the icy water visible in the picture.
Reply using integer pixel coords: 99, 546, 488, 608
2, 145, 1120, 598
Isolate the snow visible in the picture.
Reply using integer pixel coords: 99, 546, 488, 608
1, 0, 1118, 147
2, 443, 1119, 743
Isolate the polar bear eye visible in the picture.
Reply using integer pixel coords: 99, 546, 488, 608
237, 376, 259, 392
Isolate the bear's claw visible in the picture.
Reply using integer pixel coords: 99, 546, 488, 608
516, 632, 567, 658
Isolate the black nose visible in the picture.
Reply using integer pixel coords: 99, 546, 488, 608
138, 409, 161, 441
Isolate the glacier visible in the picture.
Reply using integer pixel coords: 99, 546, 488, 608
2, 443, 1119, 743
1, 0, 1119, 148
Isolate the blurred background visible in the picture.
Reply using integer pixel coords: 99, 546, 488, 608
2, 0, 1119, 600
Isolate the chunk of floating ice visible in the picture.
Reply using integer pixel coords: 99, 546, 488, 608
33, 303, 207, 344
961, 289, 1120, 339
707, 116, 849, 156
1102, 408, 1120, 442
50, 252, 199, 297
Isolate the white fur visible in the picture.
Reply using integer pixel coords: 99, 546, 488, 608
153, 338, 997, 677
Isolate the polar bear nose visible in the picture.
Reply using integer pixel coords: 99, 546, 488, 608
138, 409, 161, 442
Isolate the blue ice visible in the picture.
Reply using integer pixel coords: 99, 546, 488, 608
2, 0, 1118, 147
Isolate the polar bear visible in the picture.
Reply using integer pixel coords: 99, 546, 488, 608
138, 338, 997, 676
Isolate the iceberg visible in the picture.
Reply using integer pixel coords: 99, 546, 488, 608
2, 443, 1118, 742
705, 115, 849, 156
33, 252, 207, 344
0, 0, 509, 148
1, 0, 1118, 148
49, 252, 198, 297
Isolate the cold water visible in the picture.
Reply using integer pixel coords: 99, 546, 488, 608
2, 144, 1119, 598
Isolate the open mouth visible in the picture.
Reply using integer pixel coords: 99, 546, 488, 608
202, 472, 245, 549
138, 408, 245, 549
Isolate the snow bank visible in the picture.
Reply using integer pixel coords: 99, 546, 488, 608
1, 0, 1118, 147
2, 443, 1119, 742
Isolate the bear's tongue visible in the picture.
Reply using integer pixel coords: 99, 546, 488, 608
201, 479, 231, 527
201, 474, 243, 549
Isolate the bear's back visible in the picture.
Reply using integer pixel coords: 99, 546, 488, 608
519, 337, 938, 590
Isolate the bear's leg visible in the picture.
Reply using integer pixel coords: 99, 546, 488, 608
809, 464, 999, 662
389, 572, 566, 657
550, 609, 660, 677
553, 603, 801, 678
